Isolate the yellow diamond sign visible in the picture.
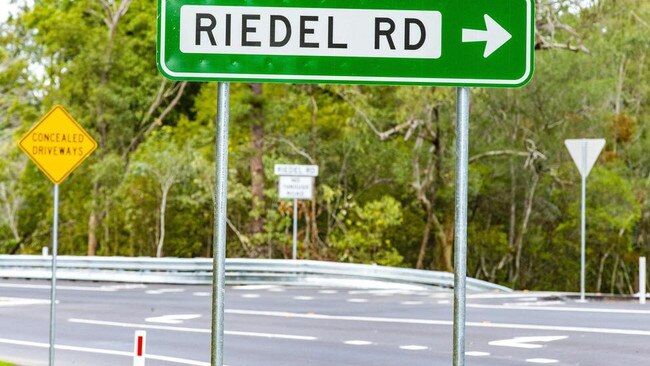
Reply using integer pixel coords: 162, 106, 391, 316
19, 105, 97, 184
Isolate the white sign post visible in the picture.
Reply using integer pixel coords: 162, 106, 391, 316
275, 165, 318, 260
565, 138, 605, 302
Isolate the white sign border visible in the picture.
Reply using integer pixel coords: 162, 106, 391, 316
159, 1, 533, 86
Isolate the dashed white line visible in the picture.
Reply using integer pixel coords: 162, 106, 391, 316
526, 358, 559, 364
400, 345, 428, 351
347, 298, 368, 303
466, 351, 490, 357
242, 294, 260, 298
318, 290, 338, 294
438, 300, 450, 304
400, 301, 423, 305
293, 296, 314, 301
145, 288, 185, 295
192, 292, 210, 297
344, 340, 372, 346
0, 297, 50, 307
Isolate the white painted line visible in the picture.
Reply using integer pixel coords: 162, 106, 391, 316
293, 296, 313, 301
400, 301, 424, 305
0, 297, 50, 307
400, 345, 428, 351
0, 337, 210, 365
68, 318, 317, 340
232, 285, 277, 290
502, 301, 565, 306
347, 298, 368, 303
145, 288, 185, 295
517, 297, 539, 302
437, 300, 450, 304
225, 309, 650, 336
344, 340, 372, 346
468, 304, 650, 315
0, 283, 116, 292
318, 290, 338, 294
145, 314, 201, 324
242, 294, 260, 298
267, 287, 285, 292
489, 336, 567, 349
193, 292, 210, 297
526, 358, 559, 364
466, 351, 490, 356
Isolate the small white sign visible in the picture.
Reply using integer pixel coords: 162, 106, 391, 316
274, 164, 319, 177
564, 139, 605, 177
279, 176, 313, 199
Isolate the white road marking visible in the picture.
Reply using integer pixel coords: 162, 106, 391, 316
318, 290, 338, 294
242, 294, 260, 298
344, 340, 372, 346
0, 283, 120, 292
0, 337, 210, 365
526, 358, 559, 364
145, 288, 185, 295
145, 314, 201, 324
0, 297, 50, 307
489, 336, 567, 349
347, 298, 368, 303
225, 309, 650, 336
502, 301, 565, 306
466, 351, 490, 356
267, 287, 285, 292
517, 297, 539, 302
438, 300, 450, 304
232, 285, 277, 290
293, 296, 313, 300
468, 304, 650, 315
400, 345, 428, 351
193, 292, 210, 297
68, 318, 317, 340
400, 301, 423, 305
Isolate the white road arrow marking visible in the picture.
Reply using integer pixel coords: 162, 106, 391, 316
462, 14, 512, 58
145, 314, 201, 324
489, 335, 567, 349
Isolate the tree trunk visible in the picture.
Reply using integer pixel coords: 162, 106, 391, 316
512, 172, 540, 283
416, 207, 434, 269
156, 184, 171, 258
249, 83, 265, 238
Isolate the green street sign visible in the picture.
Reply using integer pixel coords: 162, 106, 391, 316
157, 0, 534, 87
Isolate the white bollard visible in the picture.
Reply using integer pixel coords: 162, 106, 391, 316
133, 330, 146, 366
42, 246, 49, 256
640, 257, 646, 305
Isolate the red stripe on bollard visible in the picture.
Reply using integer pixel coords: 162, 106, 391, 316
137, 336, 143, 356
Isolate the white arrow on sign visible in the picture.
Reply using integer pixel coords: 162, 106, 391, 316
462, 14, 512, 58
145, 314, 201, 324
489, 335, 567, 349
565, 139, 605, 177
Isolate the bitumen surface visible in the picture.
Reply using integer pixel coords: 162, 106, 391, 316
0, 279, 649, 365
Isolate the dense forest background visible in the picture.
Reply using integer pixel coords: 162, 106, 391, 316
1, 0, 649, 293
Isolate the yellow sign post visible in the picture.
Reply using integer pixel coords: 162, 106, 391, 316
17, 105, 96, 366
19, 105, 97, 184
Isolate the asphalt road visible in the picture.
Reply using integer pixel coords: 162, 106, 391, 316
1, 279, 649, 365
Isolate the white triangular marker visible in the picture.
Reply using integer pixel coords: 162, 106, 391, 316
462, 14, 512, 58
564, 139, 605, 177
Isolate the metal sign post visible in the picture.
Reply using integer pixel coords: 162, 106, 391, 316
211, 82, 230, 366
274, 165, 318, 260
17, 105, 97, 366
565, 138, 605, 302
452, 87, 470, 366
293, 198, 298, 260
49, 184, 59, 366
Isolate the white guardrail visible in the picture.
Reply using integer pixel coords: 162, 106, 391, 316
0, 255, 511, 292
